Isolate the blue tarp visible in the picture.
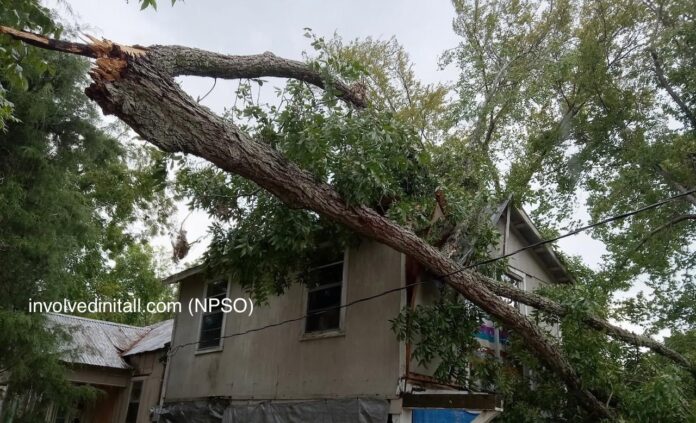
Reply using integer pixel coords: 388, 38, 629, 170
412, 408, 479, 423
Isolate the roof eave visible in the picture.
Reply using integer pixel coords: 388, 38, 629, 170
162, 264, 206, 284
508, 206, 574, 284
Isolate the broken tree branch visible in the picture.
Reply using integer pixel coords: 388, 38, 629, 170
149, 46, 368, 108
0, 26, 97, 58
0, 26, 366, 108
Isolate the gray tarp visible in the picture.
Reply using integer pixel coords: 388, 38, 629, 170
158, 398, 389, 423
157, 400, 226, 423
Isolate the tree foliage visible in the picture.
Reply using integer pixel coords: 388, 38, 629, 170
0, 2, 174, 420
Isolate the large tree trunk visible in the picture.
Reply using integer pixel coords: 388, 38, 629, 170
8, 26, 691, 418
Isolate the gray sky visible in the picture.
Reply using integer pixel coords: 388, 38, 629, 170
52, 0, 609, 280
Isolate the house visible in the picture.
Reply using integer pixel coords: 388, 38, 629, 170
26, 314, 172, 423
157, 201, 572, 423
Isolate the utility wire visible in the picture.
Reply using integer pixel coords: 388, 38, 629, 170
167, 188, 696, 358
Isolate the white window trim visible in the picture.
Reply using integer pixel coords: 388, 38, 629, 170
301, 249, 348, 340
506, 267, 526, 315
196, 278, 230, 354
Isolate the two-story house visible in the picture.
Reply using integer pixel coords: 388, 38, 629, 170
157, 200, 571, 423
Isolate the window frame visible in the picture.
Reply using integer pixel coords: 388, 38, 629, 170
501, 268, 525, 313
125, 378, 144, 423
196, 278, 230, 353
302, 250, 348, 338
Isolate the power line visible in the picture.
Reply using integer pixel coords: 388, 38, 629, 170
167, 188, 696, 358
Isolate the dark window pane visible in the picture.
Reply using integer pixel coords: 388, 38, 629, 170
198, 280, 227, 350
199, 330, 222, 349
207, 280, 227, 298
200, 327, 223, 342
129, 381, 142, 401
307, 285, 342, 312
202, 312, 223, 330
305, 308, 341, 332
307, 263, 343, 288
199, 311, 224, 349
305, 258, 343, 333
199, 337, 220, 349
125, 403, 139, 423
125, 381, 142, 423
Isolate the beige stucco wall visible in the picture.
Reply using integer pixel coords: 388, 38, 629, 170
165, 239, 405, 402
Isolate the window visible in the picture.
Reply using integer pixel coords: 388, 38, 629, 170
500, 272, 522, 309
305, 257, 344, 333
198, 280, 228, 350
125, 380, 142, 423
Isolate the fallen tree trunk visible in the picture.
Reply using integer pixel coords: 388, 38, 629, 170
4, 26, 685, 418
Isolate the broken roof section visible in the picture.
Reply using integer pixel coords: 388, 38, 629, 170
46, 313, 173, 369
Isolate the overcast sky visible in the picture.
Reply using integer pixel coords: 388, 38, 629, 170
50, 0, 610, 280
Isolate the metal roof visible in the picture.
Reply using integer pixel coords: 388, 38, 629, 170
46, 313, 173, 369
123, 319, 173, 356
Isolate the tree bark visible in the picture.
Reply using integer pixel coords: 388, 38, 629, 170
149, 46, 367, 108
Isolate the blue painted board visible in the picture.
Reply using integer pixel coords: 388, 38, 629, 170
412, 408, 480, 422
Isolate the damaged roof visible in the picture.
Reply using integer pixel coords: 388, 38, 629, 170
46, 313, 173, 369
123, 319, 173, 356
